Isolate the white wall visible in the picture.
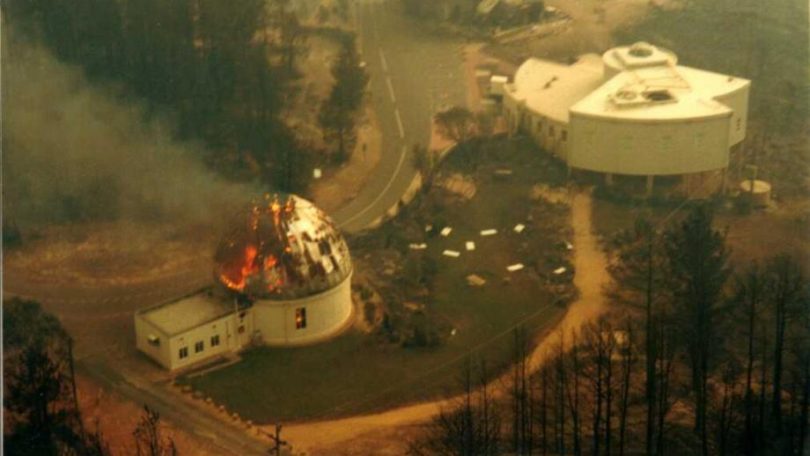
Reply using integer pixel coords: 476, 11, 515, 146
166, 313, 238, 371
712, 82, 750, 147
253, 272, 353, 346
135, 315, 171, 369
568, 113, 732, 175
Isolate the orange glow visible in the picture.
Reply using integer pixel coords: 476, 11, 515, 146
221, 245, 260, 291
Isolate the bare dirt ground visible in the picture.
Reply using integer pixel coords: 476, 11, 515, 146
3, 222, 213, 287
276, 189, 609, 455
76, 375, 219, 455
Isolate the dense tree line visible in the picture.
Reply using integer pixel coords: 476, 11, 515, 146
319, 31, 368, 163
411, 204, 809, 455
3, 299, 108, 455
3, 0, 312, 192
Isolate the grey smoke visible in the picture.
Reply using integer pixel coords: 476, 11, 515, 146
2, 38, 262, 230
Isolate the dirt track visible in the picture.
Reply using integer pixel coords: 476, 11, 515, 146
279, 189, 610, 455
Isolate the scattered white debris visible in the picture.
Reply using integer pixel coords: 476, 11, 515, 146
443, 250, 461, 258
409, 243, 428, 250
467, 274, 486, 286
440, 227, 453, 237
565, 241, 574, 250
553, 267, 567, 275
425, 225, 433, 232
313, 168, 322, 179
514, 223, 526, 233
507, 263, 524, 272
465, 241, 476, 251
480, 229, 498, 236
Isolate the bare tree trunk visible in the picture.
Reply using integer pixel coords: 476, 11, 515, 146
741, 266, 763, 455
644, 234, 658, 456
797, 354, 809, 456
541, 366, 549, 456
567, 333, 582, 456
556, 337, 567, 456
656, 319, 674, 456
605, 333, 614, 456
618, 322, 634, 456
757, 324, 769, 454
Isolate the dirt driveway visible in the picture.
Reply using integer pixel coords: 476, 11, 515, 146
278, 189, 609, 455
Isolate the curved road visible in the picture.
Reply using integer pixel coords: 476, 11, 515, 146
333, 0, 466, 232
3, 1, 467, 455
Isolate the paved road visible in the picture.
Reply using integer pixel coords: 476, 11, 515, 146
3, 1, 469, 454
333, 0, 466, 232
78, 359, 271, 455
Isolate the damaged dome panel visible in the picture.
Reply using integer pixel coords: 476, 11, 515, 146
215, 194, 352, 300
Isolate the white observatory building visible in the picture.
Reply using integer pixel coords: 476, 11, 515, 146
135, 194, 354, 371
492, 42, 750, 193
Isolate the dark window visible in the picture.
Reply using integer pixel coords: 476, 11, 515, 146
194, 341, 204, 353
179, 347, 188, 359
549, 126, 555, 138
536, 121, 543, 133
736, 117, 742, 131
238, 325, 245, 334
561, 130, 568, 141
295, 307, 307, 329
211, 335, 220, 347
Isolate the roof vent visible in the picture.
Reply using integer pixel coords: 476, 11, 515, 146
628, 42, 654, 58
642, 89, 674, 102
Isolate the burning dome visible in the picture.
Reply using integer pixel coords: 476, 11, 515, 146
215, 194, 352, 300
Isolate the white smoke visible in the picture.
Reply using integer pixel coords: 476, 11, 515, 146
2, 37, 261, 229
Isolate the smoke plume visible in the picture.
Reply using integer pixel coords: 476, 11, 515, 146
2, 38, 261, 230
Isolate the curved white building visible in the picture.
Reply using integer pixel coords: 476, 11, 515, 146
135, 194, 354, 371
494, 42, 750, 193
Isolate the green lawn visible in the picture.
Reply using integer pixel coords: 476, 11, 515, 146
180, 138, 573, 422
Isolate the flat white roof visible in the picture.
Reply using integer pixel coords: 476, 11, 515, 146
509, 54, 604, 123
571, 64, 749, 121
141, 291, 234, 336
507, 43, 750, 124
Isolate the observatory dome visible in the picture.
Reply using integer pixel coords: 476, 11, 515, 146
215, 194, 352, 300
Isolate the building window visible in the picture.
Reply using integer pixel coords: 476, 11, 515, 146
211, 335, 220, 347
561, 130, 568, 141
536, 121, 543, 133
736, 117, 742, 131
238, 325, 245, 334
295, 307, 307, 329
549, 125, 555, 138
194, 341, 204, 353
179, 347, 188, 359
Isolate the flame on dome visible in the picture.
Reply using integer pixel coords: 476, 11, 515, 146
215, 193, 351, 299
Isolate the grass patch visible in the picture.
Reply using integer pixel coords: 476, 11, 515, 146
180, 137, 573, 422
